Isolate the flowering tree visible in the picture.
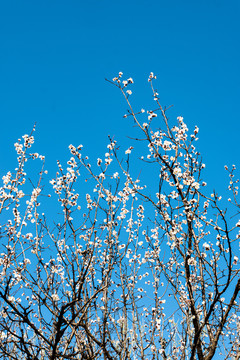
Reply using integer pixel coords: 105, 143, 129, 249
0, 72, 239, 360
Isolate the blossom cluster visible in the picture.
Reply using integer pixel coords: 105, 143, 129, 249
0, 74, 239, 360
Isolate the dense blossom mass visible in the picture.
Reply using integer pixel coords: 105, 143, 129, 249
0, 73, 239, 360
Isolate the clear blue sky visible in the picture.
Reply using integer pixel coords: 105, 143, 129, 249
0, 0, 240, 193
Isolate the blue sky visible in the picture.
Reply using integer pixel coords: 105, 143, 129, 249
0, 0, 240, 194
